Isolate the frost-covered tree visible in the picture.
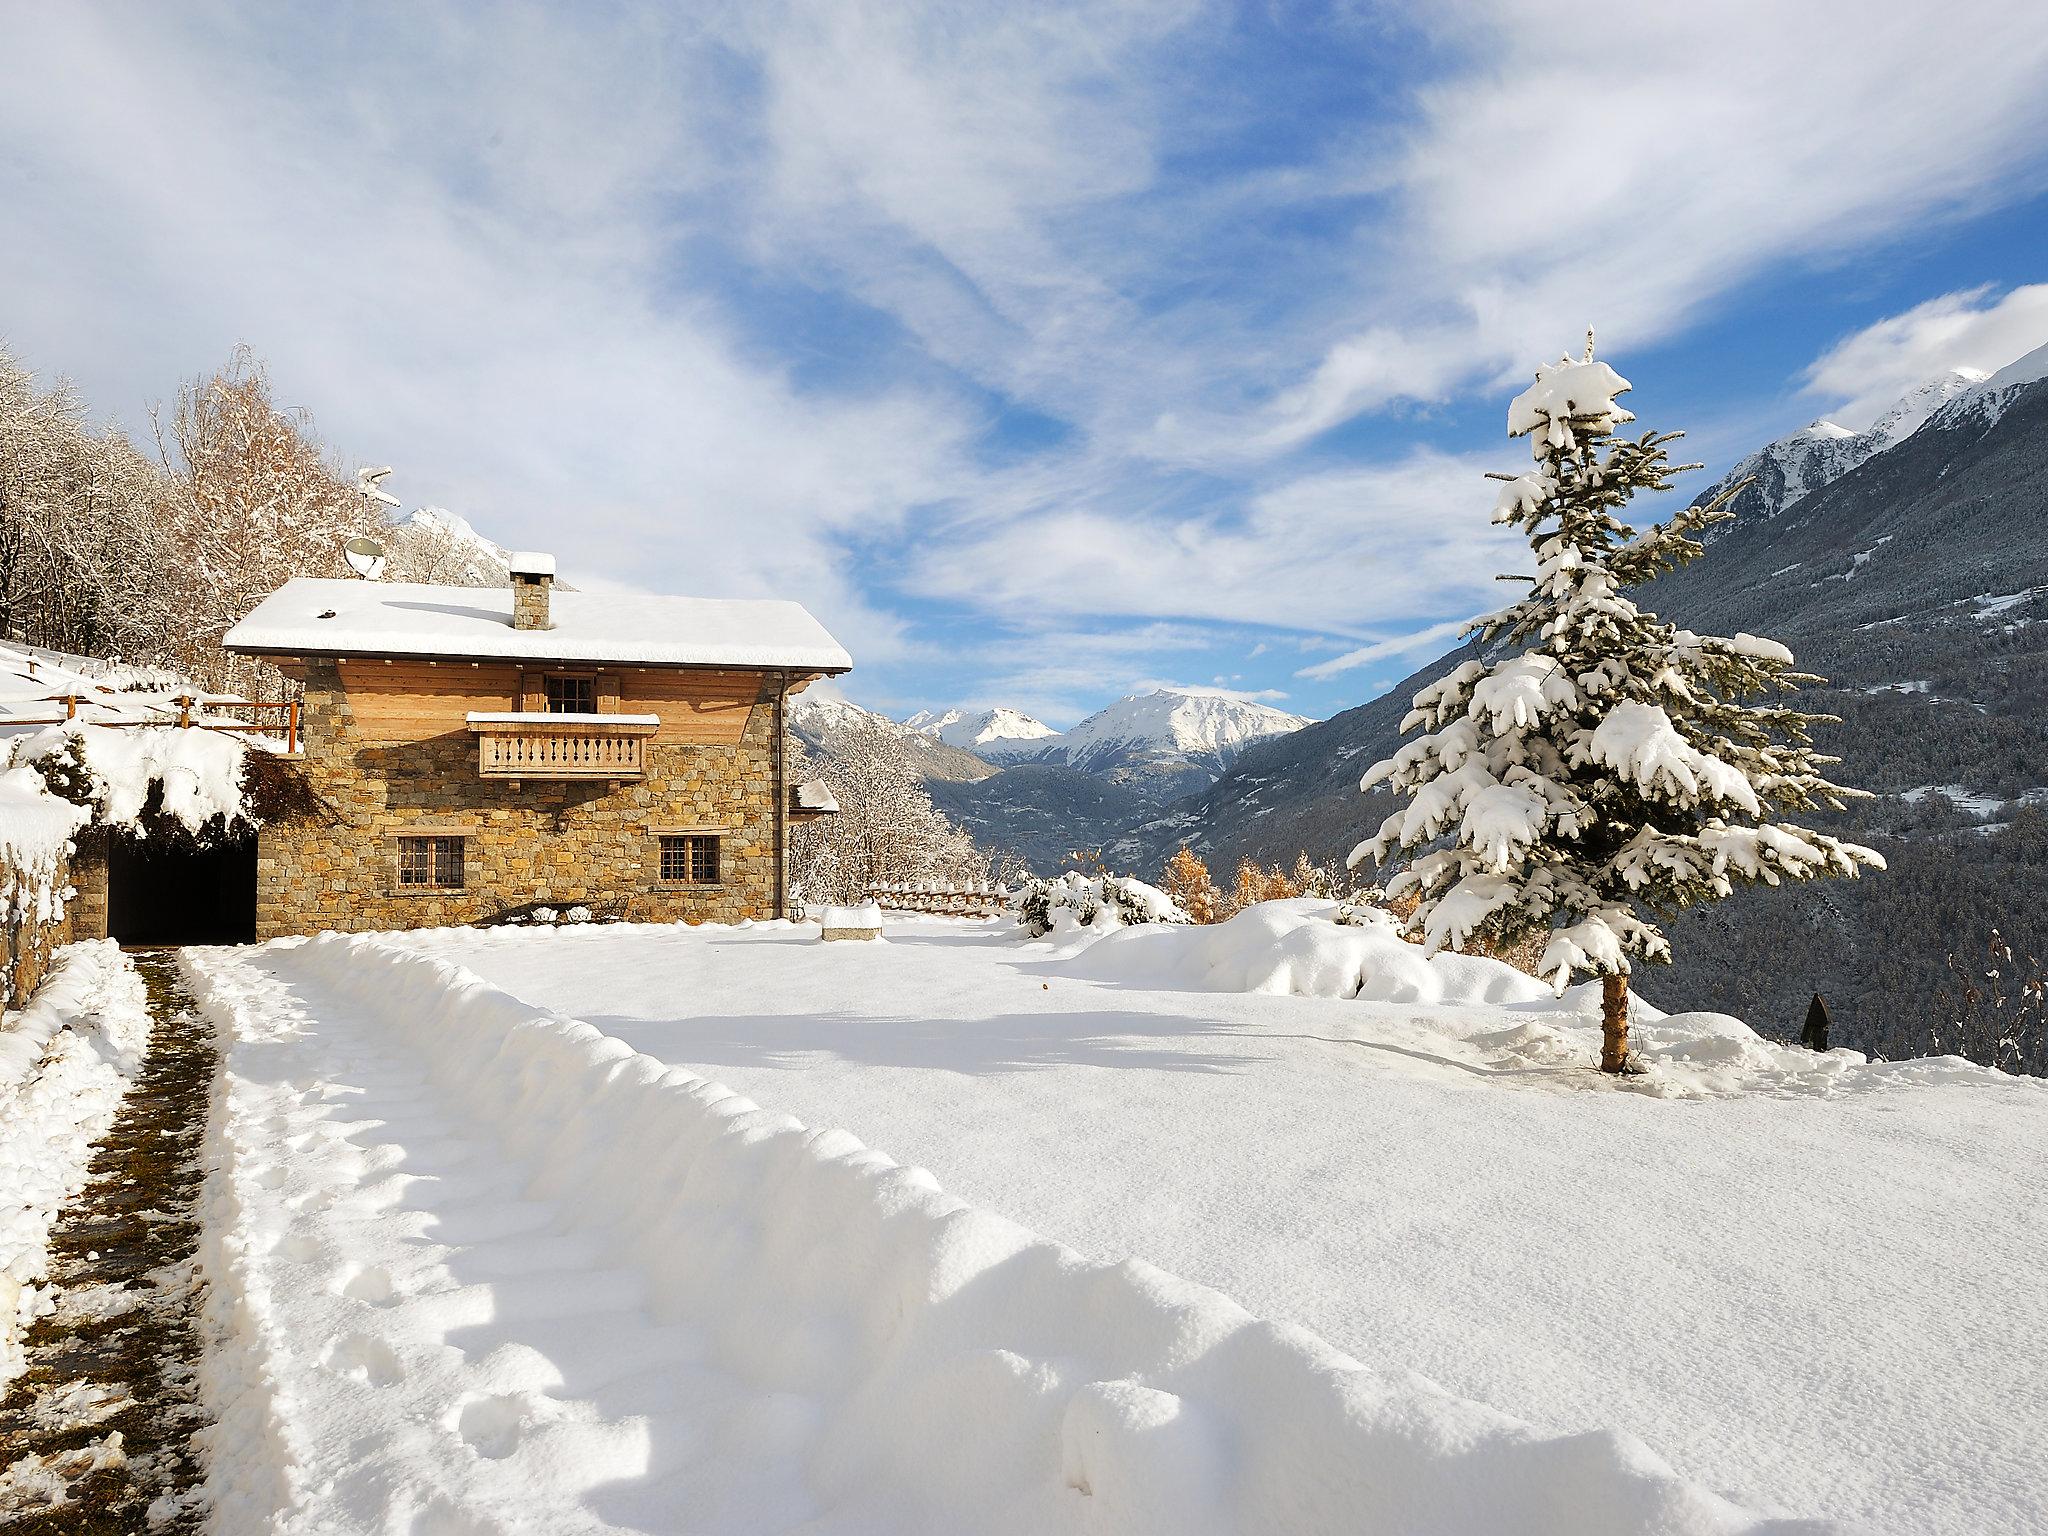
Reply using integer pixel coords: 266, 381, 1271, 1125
1355, 334, 1884, 1072
787, 721, 988, 906
154, 345, 384, 695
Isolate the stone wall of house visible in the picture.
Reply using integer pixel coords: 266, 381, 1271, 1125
255, 661, 788, 939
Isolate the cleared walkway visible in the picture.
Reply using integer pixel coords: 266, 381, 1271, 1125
0, 951, 212, 1531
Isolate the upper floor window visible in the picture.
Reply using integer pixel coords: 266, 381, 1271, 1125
545, 675, 596, 714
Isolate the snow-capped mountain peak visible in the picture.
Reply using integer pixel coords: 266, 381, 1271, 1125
1865, 367, 1988, 449
1054, 688, 1312, 774
1924, 340, 2048, 435
906, 705, 1057, 759
1699, 366, 2006, 527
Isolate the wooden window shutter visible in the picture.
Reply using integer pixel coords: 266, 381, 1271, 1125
596, 673, 621, 714
519, 671, 544, 712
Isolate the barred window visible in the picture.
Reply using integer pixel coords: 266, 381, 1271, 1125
397, 835, 465, 889
659, 834, 719, 884
545, 675, 596, 713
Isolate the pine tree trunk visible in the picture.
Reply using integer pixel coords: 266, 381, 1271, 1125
1600, 972, 1630, 1074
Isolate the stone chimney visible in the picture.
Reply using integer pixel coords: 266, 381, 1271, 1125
509, 551, 556, 630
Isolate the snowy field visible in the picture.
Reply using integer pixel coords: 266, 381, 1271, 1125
184, 909, 2048, 1533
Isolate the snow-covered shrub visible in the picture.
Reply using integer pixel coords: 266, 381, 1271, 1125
564, 905, 592, 924
1011, 872, 1189, 938
1332, 886, 1390, 926
8, 722, 252, 840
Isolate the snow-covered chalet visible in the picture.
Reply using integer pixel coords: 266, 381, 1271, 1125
224, 555, 849, 938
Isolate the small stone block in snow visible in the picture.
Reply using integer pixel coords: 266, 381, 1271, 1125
819, 902, 882, 940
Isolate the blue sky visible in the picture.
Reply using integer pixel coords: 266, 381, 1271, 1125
5, 3, 2048, 727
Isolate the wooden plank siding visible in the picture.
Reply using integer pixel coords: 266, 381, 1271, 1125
334, 661, 765, 745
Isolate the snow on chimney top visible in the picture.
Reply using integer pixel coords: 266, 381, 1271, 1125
509, 551, 555, 630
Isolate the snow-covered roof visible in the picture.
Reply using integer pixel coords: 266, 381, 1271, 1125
509, 551, 556, 577
226, 578, 852, 672
795, 779, 840, 813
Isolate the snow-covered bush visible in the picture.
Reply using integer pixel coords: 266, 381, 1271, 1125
1354, 333, 1882, 1071
8, 721, 252, 840
1011, 871, 1189, 938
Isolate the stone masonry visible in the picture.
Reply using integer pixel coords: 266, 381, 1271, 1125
255, 661, 788, 939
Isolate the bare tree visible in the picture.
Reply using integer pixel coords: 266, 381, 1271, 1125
787, 721, 988, 906
152, 345, 382, 695
0, 350, 175, 663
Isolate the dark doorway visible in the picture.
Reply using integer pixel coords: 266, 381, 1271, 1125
107, 834, 257, 945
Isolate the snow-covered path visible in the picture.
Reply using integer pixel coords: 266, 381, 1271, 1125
187, 933, 1824, 1536
409, 914, 2048, 1536
191, 949, 814, 1533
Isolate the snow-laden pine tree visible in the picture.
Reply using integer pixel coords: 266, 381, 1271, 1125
1354, 334, 1884, 1072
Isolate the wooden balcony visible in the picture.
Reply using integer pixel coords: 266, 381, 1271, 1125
466, 712, 659, 781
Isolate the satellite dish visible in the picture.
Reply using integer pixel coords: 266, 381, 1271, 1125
344, 536, 387, 580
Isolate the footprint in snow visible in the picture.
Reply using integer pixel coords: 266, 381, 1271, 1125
454, 1393, 533, 1460
340, 1265, 400, 1306
322, 1333, 407, 1387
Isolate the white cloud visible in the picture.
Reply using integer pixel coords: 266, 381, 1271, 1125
1296, 614, 1477, 682
1800, 284, 2048, 429
0, 5, 972, 667
1256, 1, 2048, 446
6, 0, 2048, 717
910, 450, 1523, 637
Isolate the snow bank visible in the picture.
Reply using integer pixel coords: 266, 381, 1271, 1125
192, 933, 1818, 1534
1050, 900, 2004, 1100
0, 941, 151, 1385
1054, 899, 1552, 1008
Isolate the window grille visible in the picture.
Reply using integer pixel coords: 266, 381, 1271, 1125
397, 835, 465, 888
659, 834, 719, 884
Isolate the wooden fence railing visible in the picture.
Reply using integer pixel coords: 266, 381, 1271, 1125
869, 881, 1010, 917
4, 694, 301, 754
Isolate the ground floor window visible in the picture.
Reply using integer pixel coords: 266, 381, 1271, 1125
659, 833, 720, 884
397, 835, 466, 890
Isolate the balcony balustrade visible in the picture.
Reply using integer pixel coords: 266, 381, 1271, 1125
465, 711, 659, 781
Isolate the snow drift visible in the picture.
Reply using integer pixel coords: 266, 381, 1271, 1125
1053, 899, 1549, 1007
190, 932, 1829, 1534
1047, 900, 2001, 1100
